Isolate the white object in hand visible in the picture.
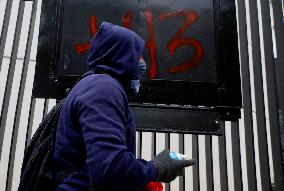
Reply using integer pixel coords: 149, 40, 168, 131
170, 152, 188, 160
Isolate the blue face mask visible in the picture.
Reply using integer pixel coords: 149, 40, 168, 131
129, 58, 147, 97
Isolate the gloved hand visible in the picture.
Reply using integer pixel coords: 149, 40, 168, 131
151, 149, 196, 183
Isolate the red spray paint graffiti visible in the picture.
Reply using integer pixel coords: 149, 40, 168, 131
75, 12, 133, 55
143, 10, 158, 79
122, 11, 133, 29
74, 10, 204, 78
159, 11, 204, 73
75, 16, 97, 54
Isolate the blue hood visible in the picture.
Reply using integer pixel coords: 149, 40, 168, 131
87, 22, 145, 81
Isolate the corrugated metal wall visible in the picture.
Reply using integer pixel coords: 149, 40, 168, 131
0, 0, 283, 191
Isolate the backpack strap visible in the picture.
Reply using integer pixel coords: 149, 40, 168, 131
66, 69, 97, 94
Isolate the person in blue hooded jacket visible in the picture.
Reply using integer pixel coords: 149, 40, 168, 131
53, 22, 196, 191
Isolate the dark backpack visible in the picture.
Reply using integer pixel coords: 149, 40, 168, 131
18, 70, 96, 191
17, 99, 65, 191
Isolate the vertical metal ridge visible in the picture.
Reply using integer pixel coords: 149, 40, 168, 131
219, 122, 228, 191
42, 98, 49, 119
192, 135, 199, 191
205, 135, 214, 191
5, 0, 38, 190
270, 0, 284, 176
179, 134, 185, 191
236, 0, 258, 189
165, 133, 170, 149
258, 0, 284, 189
231, 121, 243, 191
247, 0, 272, 189
151, 132, 156, 159
137, 131, 142, 159
0, 0, 14, 70
0, 0, 25, 160
24, 98, 36, 149
165, 133, 170, 191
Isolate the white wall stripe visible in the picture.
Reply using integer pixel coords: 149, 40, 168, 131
10, 60, 36, 191
29, 0, 42, 61
170, 133, 180, 191
0, 58, 24, 191
16, 1, 33, 59
3, 0, 21, 58
30, 98, 44, 137
239, 110, 249, 191
212, 135, 221, 191
141, 132, 153, 161
0, 0, 8, 37
184, 134, 193, 191
225, 122, 235, 191
0, 57, 10, 114
198, 135, 207, 191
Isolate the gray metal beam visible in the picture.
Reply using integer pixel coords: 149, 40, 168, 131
231, 121, 243, 191
218, 122, 228, 191
179, 134, 185, 191
0, 0, 25, 160
25, 98, 36, 148
270, 0, 284, 176
165, 133, 170, 191
247, 0, 272, 189
235, 0, 258, 189
258, 0, 284, 189
192, 135, 200, 191
205, 135, 214, 191
5, 0, 39, 190
0, 0, 14, 70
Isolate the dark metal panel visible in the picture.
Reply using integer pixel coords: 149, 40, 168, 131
216, 0, 242, 108
60, 0, 217, 82
0, 0, 14, 69
192, 135, 200, 191
235, 0, 258, 189
132, 104, 221, 134
218, 122, 228, 191
0, 0, 25, 160
247, 0, 272, 189
205, 136, 214, 191
230, 121, 243, 191
258, 0, 284, 189
5, 0, 39, 190
270, 0, 284, 176
32, 0, 242, 115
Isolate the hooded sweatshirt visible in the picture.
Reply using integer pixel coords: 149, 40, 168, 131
53, 22, 157, 191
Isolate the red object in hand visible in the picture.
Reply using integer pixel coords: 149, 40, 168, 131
146, 182, 163, 191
